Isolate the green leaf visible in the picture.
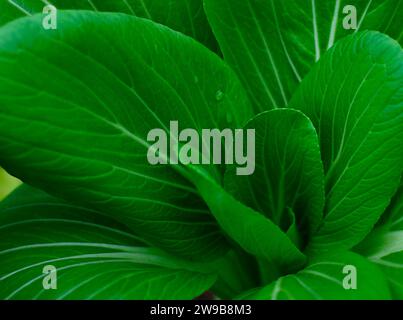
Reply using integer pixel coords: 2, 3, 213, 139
210, 249, 261, 299
289, 31, 403, 252
186, 167, 307, 273
0, 185, 216, 299
224, 109, 324, 245
354, 181, 403, 298
204, 0, 402, 111
239, 252, 391, 300
356, 232, 403, 299
0, 12, 253, 260
0, 0, 219, 51
378, 177, 403, 229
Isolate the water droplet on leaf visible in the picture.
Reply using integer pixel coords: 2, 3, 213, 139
215, 90, 224, 101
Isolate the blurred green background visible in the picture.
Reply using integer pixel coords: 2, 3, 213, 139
0, 167, 21, 201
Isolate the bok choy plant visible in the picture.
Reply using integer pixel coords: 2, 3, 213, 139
0, 0, 401, 300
